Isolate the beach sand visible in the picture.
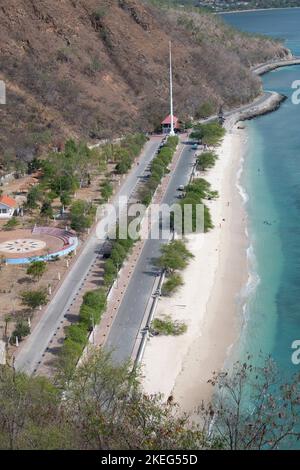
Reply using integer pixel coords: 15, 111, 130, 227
141, 123, 249, 416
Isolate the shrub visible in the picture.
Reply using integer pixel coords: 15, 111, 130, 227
79, 304, 97, 329
152, 315, 187, 336
141, 190, 152, 206
10, 321, 30, 343
138, 135, 178, 206
67, 324, 88, 346
26, 261, 47, 281
110, 243, 127, 267
60, 288, 107, 372
3, 217, 19, 230
59, 337, 84, 371
162, 273, 184, 296
20, 289, 48, 310
83, 289, 106, 311
100, 181, 113, 201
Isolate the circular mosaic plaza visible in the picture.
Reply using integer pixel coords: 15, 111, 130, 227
0, 238, 46, 254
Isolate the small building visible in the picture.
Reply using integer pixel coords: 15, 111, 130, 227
0, 195, 17, 218
161, 114, 180, 134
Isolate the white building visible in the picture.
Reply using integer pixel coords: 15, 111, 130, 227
0, 195, 17, 218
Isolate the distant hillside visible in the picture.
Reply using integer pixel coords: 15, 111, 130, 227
0, 0, 290, 165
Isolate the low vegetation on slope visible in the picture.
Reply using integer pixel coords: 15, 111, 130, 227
1, 352, 300, 449
0, 0, 289, 166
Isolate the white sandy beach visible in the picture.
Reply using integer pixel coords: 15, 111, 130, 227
141, 123, 249, 415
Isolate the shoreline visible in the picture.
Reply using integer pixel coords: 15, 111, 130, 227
219, 7, 300, 15
141, 123, 249, 414
140, 83, 289, 412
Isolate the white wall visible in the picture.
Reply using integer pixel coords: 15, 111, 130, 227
0, 204, 14, 218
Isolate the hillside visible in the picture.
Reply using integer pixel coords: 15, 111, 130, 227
0, 0, 290, 165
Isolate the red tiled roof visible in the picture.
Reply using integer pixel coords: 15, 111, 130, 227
0, 195, 17, 208
161, 114, 179, 125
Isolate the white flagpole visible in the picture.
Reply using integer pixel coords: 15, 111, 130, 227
169, 41, 175, 136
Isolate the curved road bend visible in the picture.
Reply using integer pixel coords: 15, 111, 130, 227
106, 139, 197, 363
14, 137, 162, 375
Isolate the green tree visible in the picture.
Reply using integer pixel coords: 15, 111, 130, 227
26, 185, 42, 209
191, 122, 225, 147
59, 349, 204, 450
110, 242, 127, 266
178, 178, 215, 233
26, 261, 47, 281
20, 289, 48, 311
100, 181, 113, 201
60, 192, 72, 208
0, 366, 70, 449
10, 321, 30, 343
103, 259, 118, 286
0, 352, 300, 449
197, 151, 218, 171
196, 101, 215, 119
156, 240, 194, 274
40, 200, 53, 218
70, 200, 94, 232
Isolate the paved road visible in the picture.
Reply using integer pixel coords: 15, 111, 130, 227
16, 58, 299, 374
203, 91, 278, 125
15, 137, 162, 374
105, 87, 292, 365
106, 138, 197, 363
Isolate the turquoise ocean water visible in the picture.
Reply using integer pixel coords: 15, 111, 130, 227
222, 10, 300, 380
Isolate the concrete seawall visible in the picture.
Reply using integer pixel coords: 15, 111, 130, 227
252, 57, 300, 76
237, 92, 287, 123
227, 57, 300, 125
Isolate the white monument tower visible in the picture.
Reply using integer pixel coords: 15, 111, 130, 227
169, 41, 175, 136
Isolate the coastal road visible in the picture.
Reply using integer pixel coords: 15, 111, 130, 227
105, 83, 292, 365
16, 57, 300, 374
106, 138, 197, 363
204, 91, 280, 125
14, 137, 162, 375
